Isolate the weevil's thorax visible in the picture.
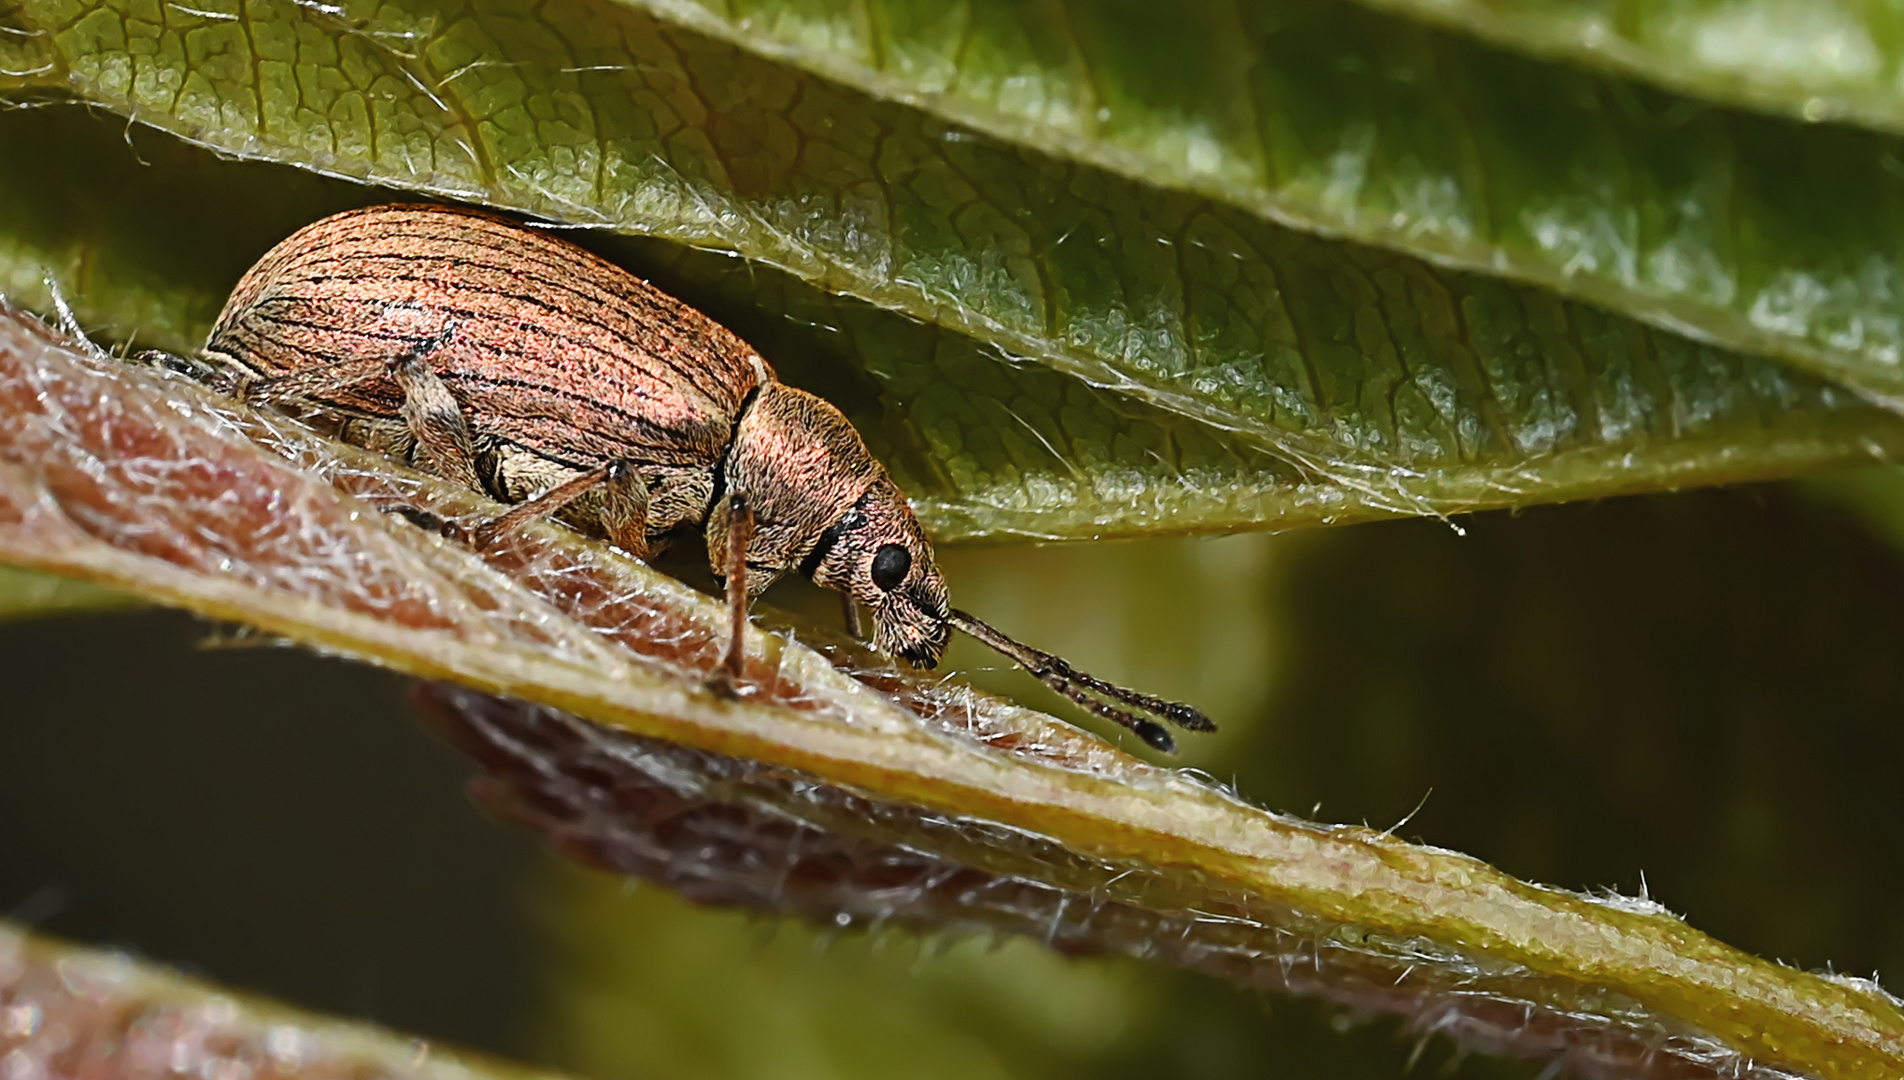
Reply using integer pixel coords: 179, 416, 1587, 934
711, 382, 882, 572
710, 382, 951, 667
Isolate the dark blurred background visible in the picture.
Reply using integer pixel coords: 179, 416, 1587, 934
4, 480, 1902, 1080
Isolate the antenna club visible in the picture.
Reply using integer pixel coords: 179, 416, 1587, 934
946, 608, 1213, 754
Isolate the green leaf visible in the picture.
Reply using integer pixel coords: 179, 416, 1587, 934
0, 565, 134, 618
12, 0, 1904, 536
1351, 0, 1904, 135
562, 0, 1904, 411
1803, 463, 1904, 554
3, 309, 1901, 1079
539, 868, 1162, 1080
1, 104, 1900, 540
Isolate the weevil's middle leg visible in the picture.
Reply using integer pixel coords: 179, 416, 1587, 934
708, 492, 754, 699
594, 460, 653, 559
470, 460, 648, 554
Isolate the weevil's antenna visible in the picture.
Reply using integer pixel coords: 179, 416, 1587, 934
946, 608, 1215, 755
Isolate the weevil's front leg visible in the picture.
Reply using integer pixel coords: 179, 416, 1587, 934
840, 592, 863, 640
707, 492, 754, 699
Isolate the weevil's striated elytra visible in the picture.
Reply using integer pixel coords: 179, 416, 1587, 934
200, 204, 1214, 752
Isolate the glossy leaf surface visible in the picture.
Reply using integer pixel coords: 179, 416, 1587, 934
1354, 0, 1904, 134
589, 0, 1904, 408
0, 105, 1897, 539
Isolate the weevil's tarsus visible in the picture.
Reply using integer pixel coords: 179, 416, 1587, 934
946, 608, 1214, 754
381, 503, 451, 534
133, 348, 222, 382
709, 491, 755, 699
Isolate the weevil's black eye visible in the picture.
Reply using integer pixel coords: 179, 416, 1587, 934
870, 544, 911, 591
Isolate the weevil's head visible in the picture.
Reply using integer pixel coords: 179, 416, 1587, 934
806, 476, 951, 668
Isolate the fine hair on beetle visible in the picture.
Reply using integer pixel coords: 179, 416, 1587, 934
175, 203, 1213, 753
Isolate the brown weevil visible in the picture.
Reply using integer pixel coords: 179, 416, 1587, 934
190, 204, 1214, 752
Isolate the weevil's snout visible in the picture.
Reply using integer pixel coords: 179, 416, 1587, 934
807, 478, 951, 668
879, 577, 952, 669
